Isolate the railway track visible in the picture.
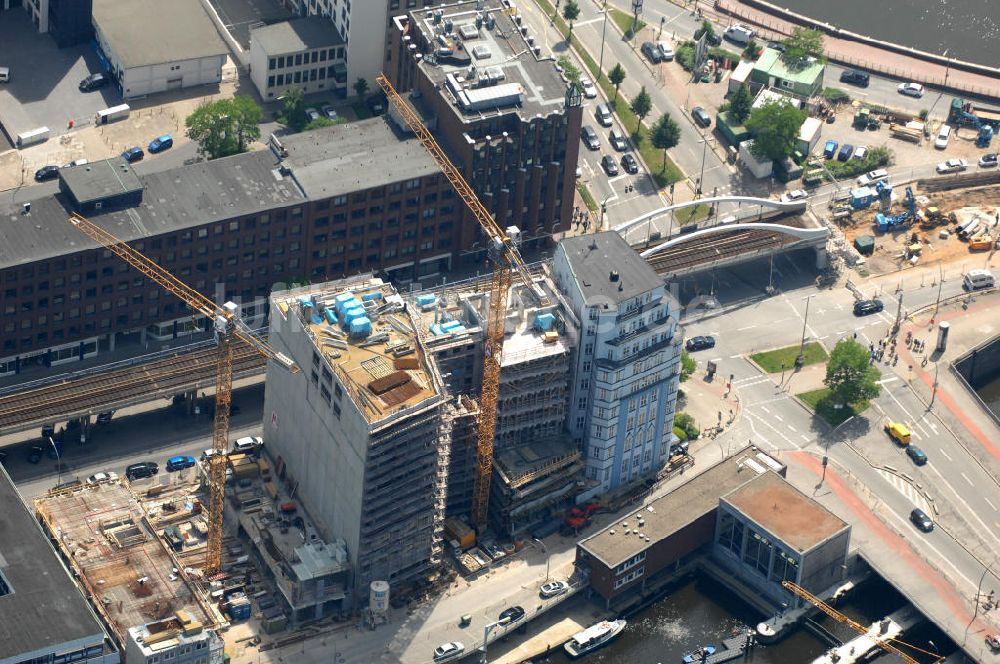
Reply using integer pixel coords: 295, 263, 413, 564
645, 229, 800, 275
0, 344, 265, 430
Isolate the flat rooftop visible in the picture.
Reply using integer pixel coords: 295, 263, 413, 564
0, 150, 304, 270
0, 467, 108, 661
558, 232, 664, 305
282, 117, 439, 200
60, 157, 143, 206
93, 0, 227, 67
579, 448, 786, 567
34, 481, 211, 641
407, 0, 570, 121
250, 16, 345, 54
723, 470, 848, 552
495, 436, 581, 489
276, 277, 442, 424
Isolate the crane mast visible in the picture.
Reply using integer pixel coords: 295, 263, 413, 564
67, 212, 297, 574
375, 73, 544, 530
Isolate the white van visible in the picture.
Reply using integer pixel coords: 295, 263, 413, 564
594, 103, 613, 127
964, 268, 995, 291
935, 124, 952, 149
0, 67, 9, 83
723, 25, 754, 45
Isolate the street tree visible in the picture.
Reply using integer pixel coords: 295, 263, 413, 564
280, 87, 305, 129
562, 0, 580, 44
629, 86, 653, 134
650, 113, 681, 172
557, 56, 581, 84
728, 84, 752, 124
693, 20, 715, 42
185, 96, 262, 160
782, 27, 825, 67
823, 339, 881, 407
353, 78, 369, 98
745, 99, 807, 160
608, 63, 626, 100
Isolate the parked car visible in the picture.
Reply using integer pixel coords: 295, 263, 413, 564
96, 411, 114, 424
857, 168, 888, 186
621, 153, 639, 174
823, 139, 839, 159
87, 471, 119, 484
641, 41, 664, 63
28, 445, 44, 464
499, 606, 525, 624
936, 158, 968, 174
233, 436, 263, 454
304, 107, 320, 122
656, 40, 675, 61
581, 125, 600, 150
580, 77, 597, 99
691, 106, 711, 128
685, 335, 716, 351
125, 462, 159, 480
540, 580, 570, 598
121, 146, 144, 163
852, 145, 868, 160
321, 104, 338, 120
433, 642, 465, 662
897, 82, 925, 98
837, 144, 854, 161
781, 189, 808, 202
839, 69, 870, 87
79, 72, 109, 92
978, 153, 998, 168
609, 127, 628, 151
595, 103, 613, 127
905, 446, 928, 465
148, 134, 173, 153
935, 124, 952, 149
166, 455, 196, 472
34, 165, 60, 182
910, 508, 934, 532
366, 94, 387, 116
601, 154, 619, 176
853, 299, 884, 316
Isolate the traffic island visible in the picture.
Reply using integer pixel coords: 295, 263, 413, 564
750, 342, 828, 373
797, 387, 869, 427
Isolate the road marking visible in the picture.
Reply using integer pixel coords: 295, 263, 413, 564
801, 434, 811, 442
730, 354, 742, 359
939, 448, 952, 462
818, 335, 829, 340
876, 376, 900, 385
774, 415, 784, 422
986, 496, 998, 512
788, 425, 797, 432
961, 472, 975, 487
761, 406, 771, 414
876, 469, 930, 512
836, 330, 847, 336
710, 357, 723, 363
575, 17, 606, 26
738, 325, 756, 331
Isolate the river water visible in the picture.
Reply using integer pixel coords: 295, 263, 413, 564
767, 0, 1000, 68
536, 574, 952, 663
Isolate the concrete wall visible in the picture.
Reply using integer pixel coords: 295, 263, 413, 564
954, 335, 1000, 389
798, 528, 851, 596
118, 55, 223, 98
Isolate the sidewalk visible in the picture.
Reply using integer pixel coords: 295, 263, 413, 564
713, 0, 1000, 99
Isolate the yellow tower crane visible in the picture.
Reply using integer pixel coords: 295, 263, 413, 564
782, 581, 943, 664
375, 73, 546, 531
67, 212, 299, 574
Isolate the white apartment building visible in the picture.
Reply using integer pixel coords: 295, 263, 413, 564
552, 233, 682, 494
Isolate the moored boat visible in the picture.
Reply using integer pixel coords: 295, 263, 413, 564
563, 619, 627, 658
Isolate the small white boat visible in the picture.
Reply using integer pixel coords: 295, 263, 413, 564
564, 618, 627, 658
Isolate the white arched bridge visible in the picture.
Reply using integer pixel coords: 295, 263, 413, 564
614, 196, 828, 278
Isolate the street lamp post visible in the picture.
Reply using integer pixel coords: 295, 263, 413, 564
48, 436, 63, 486
533, 538, 550, 582
697, 137, 711, 196
598, 3, 610, 78
599, 193, 613, 232
480, 617, 512, 663
965, 559, 997, 645
798, 294, 814, 363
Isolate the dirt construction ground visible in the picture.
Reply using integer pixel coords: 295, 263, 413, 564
843, 184, 1000, 275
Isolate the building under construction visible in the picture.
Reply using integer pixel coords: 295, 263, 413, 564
408, 269, 585, 536
262, 275, 450, 603
34, 479, 220, 660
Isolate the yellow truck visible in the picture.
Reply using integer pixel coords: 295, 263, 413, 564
884, 422, 911, 445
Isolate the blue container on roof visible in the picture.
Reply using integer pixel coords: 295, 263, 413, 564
441, 320, 463, 332
534, 313, 556, 331
417, 294, 437, 308
324, 309, 338, 325
310, 314, 324, 325
430, 324, 445, 336
361, 292, 383, 302
344, 308, 366, 324
297, 295, 312, 306
350, 317, 372, 337
334, 293, 355, 313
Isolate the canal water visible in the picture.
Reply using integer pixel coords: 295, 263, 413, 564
536, 574, 952, 663
767, 0, 1000, 68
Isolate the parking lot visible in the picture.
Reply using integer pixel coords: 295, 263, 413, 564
0, 11, 124, 142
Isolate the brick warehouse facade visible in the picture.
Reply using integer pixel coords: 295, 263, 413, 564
0, 120, 463, 375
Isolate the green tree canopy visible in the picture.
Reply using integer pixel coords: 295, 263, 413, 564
629, 86, 653, 133
782, 27, 825, 67
651, 113, 681, 171
728, 84, 752, 124
563, 0, 580, 42
694, 19, 715, 40
185, 96, 262, 160
680, 349, 696, 382
745, 99, 807, 161
353, 78, 369, 98
557, 56, 581, 84
608, 63, 626, 100
824, 339, 881, 406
